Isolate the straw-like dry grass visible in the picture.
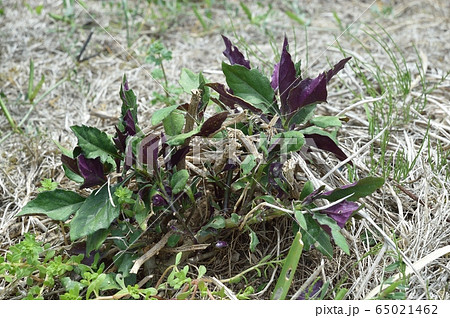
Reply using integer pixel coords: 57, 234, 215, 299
1, 0, 449, 299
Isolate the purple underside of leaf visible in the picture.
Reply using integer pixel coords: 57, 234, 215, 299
297, 279, 323, 300
168, 146, 190, 169
277, 36, 297, 114
270, 62, 280, 90
321, 200, 359, 228
113, 125, 127, 153
221, 35, 251, 69
77, 154, 107, 189
123, 109, 137, 136
206, 82, 262, 113
124, 80, 130, 91
152, 194, 167, 206
304, 133, 350, 162
326, 57, 352, 83
140, 134, 160, 172
302, 185, 326, 206
223, 160, 237, 172
67, 242, 97, 266
61, 154, 80, 175
195, 112, 228, 137
321, 181, 358, 197
287, 73, 327, 115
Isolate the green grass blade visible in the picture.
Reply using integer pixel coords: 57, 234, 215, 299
0, 95, 22, 133
284, 10, 306, 26
271, 231, 303, 300
239, 2, 252, 22
28, 59, 34, 101
192, 5, 208, 31
30, 74, 45, 103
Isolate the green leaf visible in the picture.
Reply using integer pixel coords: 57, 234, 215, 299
310, 116, 342, 128
281, 131, 305, 152
170, 169, 189, 194
151, 104, 179, 126
204, 215, 226, 229
294, 210, 307, 230
179, 68, 199, 94
197, 265, 207, 279
287, 103, 316, 126
167, 234, 181, 248
86, 228, 109, 254
312, 213, 350, 255
271, 131, 305, 153
120, 75, 138, 124
17, 190, 85, 221
71, 125, 118, 162
166, 128, 199, 146
299, 180, 314, 201
134, 199, 148, 230
241, 154, 256, 175
271, 231, 303, 300
249, 230, 260, 252
255, 195, 278, 205
69, 186, 120, 241
52, 139, 74, 158
322, 177, 385, 202
163, 110, 185, 136
61, 277, 84, 293
301, 126, 338, 144
62, 165, 84, 184
301, 214, 333, 258
222, 62, 274, 113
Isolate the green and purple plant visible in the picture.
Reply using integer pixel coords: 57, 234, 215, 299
16, 35, 384, 297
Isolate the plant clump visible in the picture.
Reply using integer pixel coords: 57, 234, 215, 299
5, 35, 384, 299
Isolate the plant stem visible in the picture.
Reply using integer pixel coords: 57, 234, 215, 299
160, 61, 170, 99
223, 168, 234, 212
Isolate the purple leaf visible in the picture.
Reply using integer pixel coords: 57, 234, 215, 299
221, 35, 250, 69
167, 146, 190, 170
286, 57, 351, 116
322, 182, 357, 197
287, 73, 327, 115
277, 36, 297, 114
270, 62, 280, 90
326, 57, 351, 83
123, 109, 137, 136
297, 279, 323, 300
223, 160, 237, 172
302, 185, 326, 206
195, 112, 228, 137
61, 154, 81, 176
320, 200, 359, 228
304, 133, 349, 162
77, 155, 107, 189
152, 194, 167, 206
206, 82, 262, 113
113, 125, 127, 153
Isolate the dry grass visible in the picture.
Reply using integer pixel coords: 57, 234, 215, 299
1, 0, 449, 299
